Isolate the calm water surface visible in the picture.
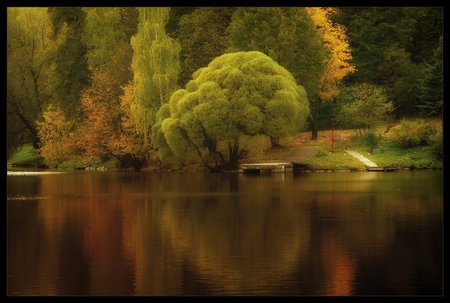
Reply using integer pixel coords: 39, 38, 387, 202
7, 170, 442, 295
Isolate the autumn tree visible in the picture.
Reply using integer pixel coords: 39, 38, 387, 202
305, 7, 355, 139
78, 69, 123, 161
113, 83, 150, 170
130, 7, 181, 146
7, 8, 59, 152
48, 7, 90, 116
36, 105, 75, 167
152, 51, 309, 170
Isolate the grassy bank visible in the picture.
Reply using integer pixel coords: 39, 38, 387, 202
7, 144, 44, 168
8, 120, 442, 172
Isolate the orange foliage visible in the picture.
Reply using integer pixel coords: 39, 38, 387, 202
79, 69, 123, 159
111, 82, 148, 161
306, 7, 356, 101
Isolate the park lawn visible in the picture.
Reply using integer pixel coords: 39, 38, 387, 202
303, 148, 366, 170
351, 137, 442, 169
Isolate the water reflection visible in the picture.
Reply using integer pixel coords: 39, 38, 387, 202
7, 171, 442, 295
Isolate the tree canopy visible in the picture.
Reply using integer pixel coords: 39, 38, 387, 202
152, 51, 309, 169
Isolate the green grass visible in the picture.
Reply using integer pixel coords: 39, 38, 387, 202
8, 144, 43, 167
304, 148, 365, 170
352, 136, 442, 169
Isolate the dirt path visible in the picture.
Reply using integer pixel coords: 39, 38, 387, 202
247, 129, 360, 163
284, 146, 318, 162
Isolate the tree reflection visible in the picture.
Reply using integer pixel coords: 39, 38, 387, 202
7, 171, 442, 295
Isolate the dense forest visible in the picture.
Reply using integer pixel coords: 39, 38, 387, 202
7, 7, 443, 170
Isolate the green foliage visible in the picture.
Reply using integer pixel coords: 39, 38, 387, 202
430, 130, 443, 160
377, 45, 422, 116
7, 8, 58, 150
336, 83, 393, 133
153, 51, 310, 170
48, 7, 90, 116
228, 7, 326, 99
417, 36, 443, 117
314, 149, 328, 158
130, 8, 181, 145
7, 144, 43, 167
84, 7, 138, 84
386, 119, 438, 148
176, 7, 234, 86
335, 8, 443, 117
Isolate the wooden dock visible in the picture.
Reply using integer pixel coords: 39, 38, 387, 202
240, 162, 293, 174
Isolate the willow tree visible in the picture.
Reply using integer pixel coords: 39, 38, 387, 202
130, 7, 181, 146
152, 51, 309, 170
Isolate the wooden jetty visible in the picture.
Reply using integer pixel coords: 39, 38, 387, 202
240, 162, 293, 174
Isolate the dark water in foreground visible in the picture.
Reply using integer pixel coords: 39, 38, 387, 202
7, 170, 442, 296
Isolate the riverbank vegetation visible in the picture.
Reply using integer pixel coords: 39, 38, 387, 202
7, 7, 443, 172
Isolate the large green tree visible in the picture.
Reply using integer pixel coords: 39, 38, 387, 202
228, 7, 345, 141
336, 83, 394, 134
7, 8, 58, 153
48, 7, 90, 116
228, 7, 326, 101
176, 7, 235, 86
130, 7, 181, 146
417, 36, 443, 117
84, 7, 138, 84
152, 51, 310, 170
335, 7, 443, 117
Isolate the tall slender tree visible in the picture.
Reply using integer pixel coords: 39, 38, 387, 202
305, 7, 355, 139
48, 7, 90, 116
417, 36, 443, 116
130, 7, 181, 146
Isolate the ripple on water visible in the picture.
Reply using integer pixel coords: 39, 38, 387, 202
7, 171, 66, 176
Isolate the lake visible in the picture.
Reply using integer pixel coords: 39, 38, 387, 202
7, 170, 442, 296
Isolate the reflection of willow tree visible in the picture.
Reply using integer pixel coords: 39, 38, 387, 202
151, 174, 311, 293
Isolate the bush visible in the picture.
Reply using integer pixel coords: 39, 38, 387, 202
365, 132, 382, 148
430, 128, 443, 160
387, 119, 437, 148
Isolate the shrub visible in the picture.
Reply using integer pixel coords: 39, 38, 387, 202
430, 128, 443, 160
386, 119, 437, 148
335, 83, 394, 134
365, 132, 382, 148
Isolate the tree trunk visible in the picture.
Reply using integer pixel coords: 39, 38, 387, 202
270, 136, 281, 149
13, 110, 40, 149
310, 101, 319, 140
228, 141, 240, 170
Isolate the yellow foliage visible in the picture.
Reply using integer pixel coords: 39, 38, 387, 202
37, 105, 74, 167
112, 82, 149, 160
306, 7, 355, 101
